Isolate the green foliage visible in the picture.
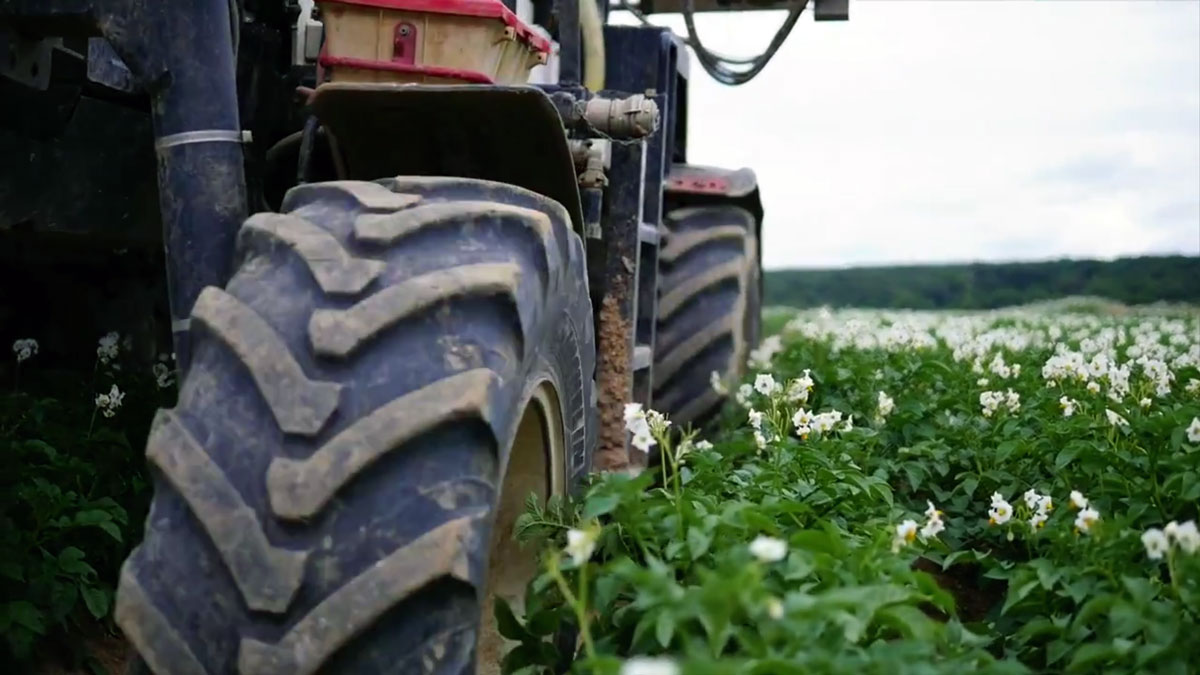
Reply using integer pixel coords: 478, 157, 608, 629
0, 340, 170, 668
505, 307, 1199, 674
763, 255, 1200, 310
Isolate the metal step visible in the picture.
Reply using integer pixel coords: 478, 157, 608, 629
632, 344, 653, 371
638, 222, 660, 246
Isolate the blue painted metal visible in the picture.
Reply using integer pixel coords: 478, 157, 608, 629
578, 23, 692, 465
0, 0, 247, 372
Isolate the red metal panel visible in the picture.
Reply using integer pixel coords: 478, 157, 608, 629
392, 22, 417, 64
318, 0, 552, 53
666, 175, 730, 194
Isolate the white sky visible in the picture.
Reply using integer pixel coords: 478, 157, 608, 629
611, 0, 1200, 270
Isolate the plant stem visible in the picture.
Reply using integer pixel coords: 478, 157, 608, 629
548, 556, 595, 660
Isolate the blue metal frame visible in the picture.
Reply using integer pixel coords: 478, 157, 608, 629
0, 0, 246, 372
2, 2, 693, 466
545, 23, 689, 463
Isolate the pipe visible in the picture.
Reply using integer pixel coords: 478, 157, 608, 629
578, 0, 605, 92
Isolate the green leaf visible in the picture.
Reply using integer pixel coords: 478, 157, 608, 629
1, 601, 46, 634
582, 492, 621, 520
655, 609, 675, 648
1047, 638, 1072, 665
500, 643, 544, 674
1066, 642, 1120, 672
790, 529, 839, 557
493, 596, 531, 642
960, 475, 979, 499
80, 585, 110, 619
1055, 444, 1082, 469
941, 549, 984, 570
49, 581, 78, 622
74, 509, 114, 526
0, 559, 23, 582
902, 463, 925, 491
57, 547, 96, 577
1030, 559, 1062, 589
22, 439, 58, 460
98, 521, 123, 543
1016, 617, 1061, 643
686, 527, 712, 560
1001, 578, 1040, 615
876, 604, 936, 641
1121, 576, 1156, 606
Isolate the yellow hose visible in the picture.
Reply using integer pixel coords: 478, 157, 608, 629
578, 0, 606, 92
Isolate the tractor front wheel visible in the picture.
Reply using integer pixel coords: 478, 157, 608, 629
115, 177, 595, 674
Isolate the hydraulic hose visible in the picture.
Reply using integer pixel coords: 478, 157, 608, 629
579, 0, 606, 92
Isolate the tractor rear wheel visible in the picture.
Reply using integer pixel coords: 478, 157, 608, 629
652, 204, 760, 428
115, 177, 595, 674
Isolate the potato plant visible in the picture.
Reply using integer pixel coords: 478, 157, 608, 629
504, 303, 1200, 675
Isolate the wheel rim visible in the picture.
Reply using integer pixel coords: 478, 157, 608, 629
477, 381, 566, 675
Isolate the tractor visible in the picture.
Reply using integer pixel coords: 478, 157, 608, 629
0, 0, 847, 671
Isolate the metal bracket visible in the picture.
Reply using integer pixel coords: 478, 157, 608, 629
0, 30, 74, 90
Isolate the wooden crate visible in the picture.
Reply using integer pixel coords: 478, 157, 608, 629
316, 0, 550, 85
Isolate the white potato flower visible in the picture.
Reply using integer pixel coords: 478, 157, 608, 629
920, 501, 945, 539
1059, 395, 1077, 417
1023, 489, 1041, 510
754, 373, 780, 397
12, 338, 38, 363
97, 331, 120, 365
710, 370, 728, 395
564, 525, 599, 565
787, 369, 815, 403
1069, 490, 1088, 510
1142, 528, 1169, 560
749, 535, 787, 562
631, 431, 654, 453
1166, 520, 1199, 554
1187, 417, 1200, 444
624, 402, 647, 431
766, 596, 784, 620
620, 657, 680, 675
94, 384, 125, 418
893, 519, 919, 552
877, 391, 895, 418
1074, 507, 1100, 534
988, 492, 1013, 526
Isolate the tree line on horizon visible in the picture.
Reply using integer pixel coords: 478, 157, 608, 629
762, 255, 1199, 309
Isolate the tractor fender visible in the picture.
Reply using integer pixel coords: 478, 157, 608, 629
309, 82, 585, 236
665, 163, 763, 229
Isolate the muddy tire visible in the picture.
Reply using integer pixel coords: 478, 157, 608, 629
652, 204, 760, 428
115, 178, 595, 674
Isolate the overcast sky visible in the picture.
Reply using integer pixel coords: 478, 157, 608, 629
612, 0, 1200, 270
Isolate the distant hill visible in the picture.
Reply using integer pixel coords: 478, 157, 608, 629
763, 255, 1200, 309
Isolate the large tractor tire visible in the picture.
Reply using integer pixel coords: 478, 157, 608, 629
652, 204, 760, 428
115, 178, 595, 675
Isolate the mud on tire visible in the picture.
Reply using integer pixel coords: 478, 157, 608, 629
115, 178, 595, 674
652, 204, 760, 428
